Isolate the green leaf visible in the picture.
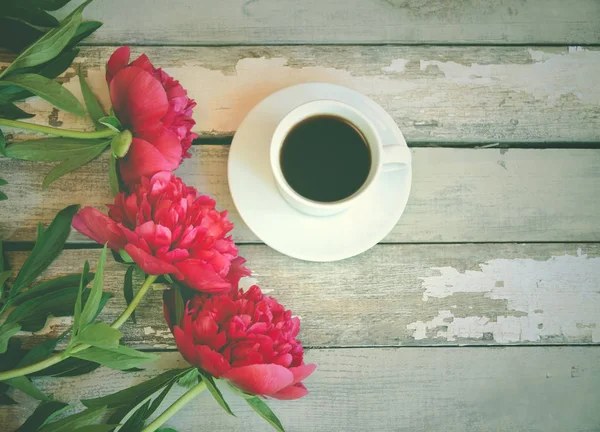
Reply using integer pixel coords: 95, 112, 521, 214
0, 3, 59, 28
120, 382, 174, 432
79, 246, 107, 331
156, 429, 178, 432
122, 266, 136, 324
0, 17, 44, 53
0, 323, 21, 354
73, 261, 90, 340
27, 0, 72, 11
38, 406, 107, 432
16, 400, 70, 432
98, 115, 122, 132
31, 357, 100, 378
177, 368, 199, 389
109, 153, 120, 196
72, 426, 120, 432
37, 48, 79, 79
73, 345, 159, 370
0, 2, 84, 77
200, 373, 235, 416
6, 287, 98, 332
14, 272, 94, 304
0, 74, 85, 117
0, 103, 35, 119
11, 204, 79, 294
68, 20, 102, 47
42, 140, 110, 188
18, 336, 60, 368
76, 322, 121, 349
84, 368, 188, 408
245, 397, 285, 432
0, 129, 5, 154
5, 137, 109, 162
0, 178, 7, 186
5, 376, 49, 401
0, 270, 11, 299
0, 191, 7, 201
79, 67, 105, 128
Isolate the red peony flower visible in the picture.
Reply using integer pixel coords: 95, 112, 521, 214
72, 172, 249, 292
106, 46, 198, 187
164, 285, 316, 400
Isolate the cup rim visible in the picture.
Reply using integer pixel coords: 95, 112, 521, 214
270, 99, 382, 211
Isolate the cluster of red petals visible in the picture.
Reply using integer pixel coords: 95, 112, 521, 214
165, 285, 316, 399
72, 172, 249, 293
106, 46, 198, 187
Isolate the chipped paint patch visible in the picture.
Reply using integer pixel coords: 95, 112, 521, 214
408, 250, 600, 343
31, 316, 73, 336
382, 59, 408, 73
156, 330, 175, 339
144, 326, 156, 335
419, 48, 600, 105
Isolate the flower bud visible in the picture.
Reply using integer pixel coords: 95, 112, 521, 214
110, 129, 133, 158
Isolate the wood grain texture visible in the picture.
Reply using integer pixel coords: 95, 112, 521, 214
5, 243, 600, 348
2, 147, 599, 244
2, 45, 600, 143
58, 0, 600, 45
2, 347, 600, 431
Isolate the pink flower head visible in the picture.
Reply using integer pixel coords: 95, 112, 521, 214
72, 172, 249, 293
164, 285, 316, 400
106, 46, 198, 187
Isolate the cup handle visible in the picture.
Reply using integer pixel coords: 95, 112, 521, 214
382, 145, 411, 172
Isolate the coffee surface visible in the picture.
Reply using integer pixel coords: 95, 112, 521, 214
279, 115, 371, 202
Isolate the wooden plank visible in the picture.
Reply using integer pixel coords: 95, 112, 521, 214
2, 347, 599, 431
5, 243, 600, 348
2, 45, 600, 143
58, 0, 600, 45
2, 147, 599, 244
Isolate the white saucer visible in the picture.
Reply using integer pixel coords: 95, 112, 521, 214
228, 83, 412, 262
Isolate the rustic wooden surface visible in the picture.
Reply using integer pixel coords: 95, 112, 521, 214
6, 243, 600, 349
58, 0, 600, 45
2, 348, 600, 431
3, 45, 600, 143
2, 147, 600, 244
1, 0, 599, 430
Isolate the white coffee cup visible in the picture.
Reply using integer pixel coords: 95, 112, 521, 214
270, 100, 411, 217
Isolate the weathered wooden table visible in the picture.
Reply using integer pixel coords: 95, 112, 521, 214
1, 1, 600, 430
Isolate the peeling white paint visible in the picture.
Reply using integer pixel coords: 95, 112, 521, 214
239, 275, 259, 291
29, 316, 73, 336
382, 59, 408, 73
408, 251, 600, 343
144, 326, 156, 335
419, 48, 600, 105
156, 330, 175, 339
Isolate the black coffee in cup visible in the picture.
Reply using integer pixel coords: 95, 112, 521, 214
279, 115, 371, 203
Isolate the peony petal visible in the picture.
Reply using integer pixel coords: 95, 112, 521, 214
109, 66, 168, 132
270, 383, 309, 400
106, 46, 130, 83
288, 364, 317, 385
72, 207, 126, 249
125, 243, 179, 275
226, 257, 252, 289
223, 364, 294, 396
196, 345, 231, 377
137, 127, 183, 167
173, 326, 199, 366
120, 137, 180, 187
174, 259, 232, 293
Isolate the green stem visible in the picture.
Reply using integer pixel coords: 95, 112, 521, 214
0, 118, 118, 139
0, 275, 158, 381
142, 380, 208, 432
